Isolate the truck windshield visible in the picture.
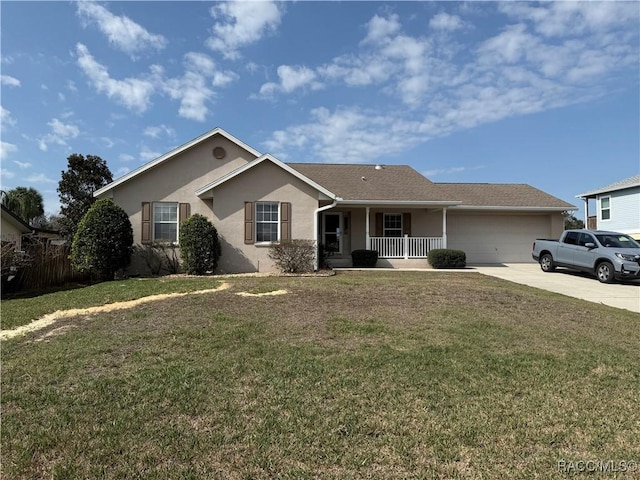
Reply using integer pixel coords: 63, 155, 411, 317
595, 234, 640, 248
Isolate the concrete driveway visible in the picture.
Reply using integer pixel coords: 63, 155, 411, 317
474, 264, 640, 313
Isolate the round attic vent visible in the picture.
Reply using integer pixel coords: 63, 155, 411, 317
213, 147, 226, 159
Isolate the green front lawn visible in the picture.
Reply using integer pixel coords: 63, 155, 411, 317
2, 272, 638, 479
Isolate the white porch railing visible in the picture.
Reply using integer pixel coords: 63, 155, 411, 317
369, 235, 444, 259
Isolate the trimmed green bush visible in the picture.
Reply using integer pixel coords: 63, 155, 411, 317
179, 214, 221, 275
71, 198, 133, 281
351, 249, 378, 268
269, 239, 315, 273
428, 249, 466, 269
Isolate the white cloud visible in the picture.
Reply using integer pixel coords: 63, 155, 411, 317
500, 1, 639, 38
76, 43, 157, 113
429, 12, 465, 31
1, 75, 21, 87
0, 141, 17, 160
207, 1, 283, 60
140, 146, 160, 162
13, 160, 31, 169
115, 167, 130, 177
259, 65, 323, 97
77, 2, 167, 58
144, 124, 175, 139
1, 106, 16, 129
119, 153, 135, 162
263, 4, 638, 163
162, 52, 237, 121
38, 118, 80, 151
264, 106, 422, 163
26, 173, 56, 184
1, 168, 15, 180
362, 14, 401, 45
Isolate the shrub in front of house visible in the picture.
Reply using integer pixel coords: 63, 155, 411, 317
428, 249, 466, 269
71, 198, 133, 281
178, 214, 221, 275
351, 249, 378, 268
269, 239, 315, 273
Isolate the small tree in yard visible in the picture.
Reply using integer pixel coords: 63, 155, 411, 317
269, 240, 315, 273
178, 214, 221, 275
71, 199, 133, 281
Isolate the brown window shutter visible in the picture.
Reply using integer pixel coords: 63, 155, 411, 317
403, 213, 412, 236
244, 201, 254, 244
179, 203, 191, 223
375, 212, 383, 237
280, 202, 291, 242
141, 202, 151, 244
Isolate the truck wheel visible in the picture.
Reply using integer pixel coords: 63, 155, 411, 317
540, 254, 555, 272
596, 261, 615, 283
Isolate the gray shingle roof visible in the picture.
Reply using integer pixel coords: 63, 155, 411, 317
287, 163, 444, 202
577, 175, 640, 198
287, 163, 575, 209
435, 183, 576, 208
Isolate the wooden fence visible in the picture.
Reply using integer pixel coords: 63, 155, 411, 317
9, 243, 90, 292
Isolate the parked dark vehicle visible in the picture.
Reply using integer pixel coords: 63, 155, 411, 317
532, 230, 640, 283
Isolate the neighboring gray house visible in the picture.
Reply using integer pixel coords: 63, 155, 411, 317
94, 127, 575, 273
577, 175, 640, 239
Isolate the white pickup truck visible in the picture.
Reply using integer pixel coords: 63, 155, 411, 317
532, 230, 640, 283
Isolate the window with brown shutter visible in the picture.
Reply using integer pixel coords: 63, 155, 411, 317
375, 212, 383, 237
179, 203, 191, 223
402, 213, 411, 236
244, 201, 254, 244
280, 202, 291, 242
141, 202, 151, 244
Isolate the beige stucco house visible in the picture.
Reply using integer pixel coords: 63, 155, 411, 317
94, 127, 575, 273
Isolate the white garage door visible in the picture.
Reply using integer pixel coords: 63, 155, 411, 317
447, 214, 552, 264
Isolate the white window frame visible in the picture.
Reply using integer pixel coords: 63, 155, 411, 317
383, 213, 403, 237
153, 202, 179, 243
600, 196, 611, 221
255, 201, 280, 244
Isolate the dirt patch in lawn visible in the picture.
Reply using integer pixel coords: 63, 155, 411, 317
0, 282, 231, 341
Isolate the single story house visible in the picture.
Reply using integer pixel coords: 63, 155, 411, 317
577, 175, 640, 239
1, 204, 33, 251
94, 127, 575, 273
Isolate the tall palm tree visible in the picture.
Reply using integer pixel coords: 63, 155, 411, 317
1, 187, 44, 225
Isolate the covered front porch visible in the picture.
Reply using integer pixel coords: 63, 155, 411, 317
318, 203, 455, 265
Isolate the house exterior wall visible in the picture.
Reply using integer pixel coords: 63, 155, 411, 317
596, 187, 640, 236
211, 160, 320, 273
1, 217, 25, 250
98, 134, 257, 246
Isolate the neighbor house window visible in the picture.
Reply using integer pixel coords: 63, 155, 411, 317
256, 202, 279, 242
153, 202, 178, 242
384, 213, 403, 237
600, 197, 611, 221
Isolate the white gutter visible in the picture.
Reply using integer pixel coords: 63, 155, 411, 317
314, 198, 340, 270
336, 200, 460, 207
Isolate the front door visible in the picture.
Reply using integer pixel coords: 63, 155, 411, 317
323, 213, 343, 254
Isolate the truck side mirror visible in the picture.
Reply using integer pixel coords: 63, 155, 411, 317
584, 242, 596, 249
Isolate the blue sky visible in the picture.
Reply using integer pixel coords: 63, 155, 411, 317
1, 1, 638, 219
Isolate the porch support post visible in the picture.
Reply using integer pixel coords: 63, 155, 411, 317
404, 234, 409, 260
365, 207, 371, 249
442, 207, 448, 249
583, 198, 589, 228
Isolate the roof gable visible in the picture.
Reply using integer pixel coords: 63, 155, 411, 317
577, 175, 640, 198
94, 127, 261, 197
196, 155, 337, 200
1, 204, 33, 232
